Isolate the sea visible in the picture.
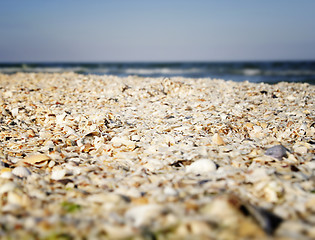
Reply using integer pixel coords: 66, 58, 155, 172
1, 61, 315, 84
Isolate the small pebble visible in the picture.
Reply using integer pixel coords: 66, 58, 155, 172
265, 145, 289, 160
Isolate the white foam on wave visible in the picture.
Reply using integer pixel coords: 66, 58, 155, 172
264, 70, 315, 76
242, 69, 261, 76
125, 67, 202, 75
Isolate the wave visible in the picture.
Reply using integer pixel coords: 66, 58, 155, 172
1, 61, 315, 84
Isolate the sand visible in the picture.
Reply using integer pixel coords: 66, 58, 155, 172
0, 73, 314, 239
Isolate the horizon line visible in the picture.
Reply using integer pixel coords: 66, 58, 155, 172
1, 59, 315, 64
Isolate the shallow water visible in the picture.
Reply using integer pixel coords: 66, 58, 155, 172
1, 61, 315, 84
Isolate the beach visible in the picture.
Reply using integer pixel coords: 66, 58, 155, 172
0, 73, 314, 239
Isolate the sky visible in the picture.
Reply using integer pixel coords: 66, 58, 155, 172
0, 0, 315, 62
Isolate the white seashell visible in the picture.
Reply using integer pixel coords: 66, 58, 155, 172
7, 192, 23, 206
64, 163, 81, 175
164, 186, 178, 196
246, 167, 269, 183
264, 181, 282, 202
12, 166, 31, 178
48, 160, 56, 168
143, 158, 165, 172
0, 182, 17, 194
11, 107, 19, 117
293, 145, 308, 155
0, 171, 14, 179
111, 137, 135, 149
40, 140, 55, 152
287, 95, 296, 101
51, 169, 66, 180
39, 131, 53, 139
131, 135, 140, 142
125, 204, 164, 227
56, 113, 67, 125
186, 159, 216, 174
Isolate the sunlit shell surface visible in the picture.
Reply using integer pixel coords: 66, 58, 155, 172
0, 73, 314, 239
11, 166, 31, 178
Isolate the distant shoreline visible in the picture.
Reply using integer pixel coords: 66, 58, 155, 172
1, 61, 315, 84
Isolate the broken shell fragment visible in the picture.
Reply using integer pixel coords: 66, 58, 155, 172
23, 154, 50, 166
212, 133, 225, 145
245, 204, 283, 235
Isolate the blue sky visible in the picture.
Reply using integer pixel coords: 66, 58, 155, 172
0, 0, 315, 62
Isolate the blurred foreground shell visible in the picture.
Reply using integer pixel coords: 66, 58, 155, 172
203, 194, 283, 236
245, 203, 283, 235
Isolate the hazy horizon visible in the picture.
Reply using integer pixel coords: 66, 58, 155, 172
1, 0, 315, 62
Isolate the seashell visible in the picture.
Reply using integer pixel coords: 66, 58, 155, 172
26, 129, 36, 137
244, 203, 283, 235
0, 171, 14, 179
263, 181, 283, 203
7, 192, 23, 206
23, 154, 50, 166
11, 107, 19, 117
265, 145, 289, 160
48, 160, 56, 168
186, 159, 217, 174
125, 204, 165, 227
130, 135, 140, 142
111, 136, 135, 150
293, 145, 308, 155
81, 131, 100, 145
143, 158, 165, 171
39, 131, 53, 139
40, 140, 55, 152
246, 167, 269, 183
0, 182, 17, 194
163, 186, 178, 196
212, 133, 225, 145
12, 166, 31, 178
51, 168, 66, 180
245, 122, 254, 129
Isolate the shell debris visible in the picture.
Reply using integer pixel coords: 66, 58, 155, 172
0, 73, 314, 239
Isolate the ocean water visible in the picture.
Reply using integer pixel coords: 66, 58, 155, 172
0, 61, 315, 84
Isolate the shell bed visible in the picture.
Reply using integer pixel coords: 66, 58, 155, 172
0, 73, 314, 239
